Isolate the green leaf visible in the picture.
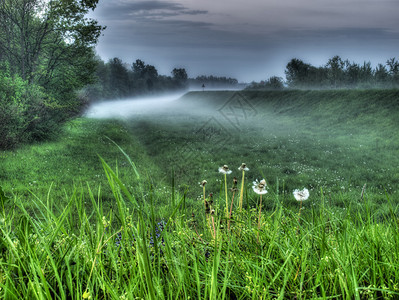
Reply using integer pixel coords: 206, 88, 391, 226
0, 186, 9, 207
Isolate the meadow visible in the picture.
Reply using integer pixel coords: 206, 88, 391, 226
0, 90, 399, 299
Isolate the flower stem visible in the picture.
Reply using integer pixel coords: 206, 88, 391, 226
203, 185, 206, 210
239, 170, 245, 212
228, 190, 236, 230
211, 215, 216, 239
297, 200, 303, 235
298, 200, 303, 223
224, 173, 228, 218
257, 194, 262, 243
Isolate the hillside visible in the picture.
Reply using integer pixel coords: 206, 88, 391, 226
179, 89, 399, 125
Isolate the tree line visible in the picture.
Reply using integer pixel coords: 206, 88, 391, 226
0, 0, 104, 149
84, 58, 188, 100
246, 56, 399, 90
84, 57, 240, 100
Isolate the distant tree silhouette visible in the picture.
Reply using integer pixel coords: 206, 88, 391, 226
246, 76, 284, 90
172, 68, 188, 88
282, 56, 399, 89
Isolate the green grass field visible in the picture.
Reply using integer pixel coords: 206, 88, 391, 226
0, 90, 399, 299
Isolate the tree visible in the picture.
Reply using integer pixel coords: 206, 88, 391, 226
386, 58, 399, 86
0, 0, 104, 85
345, 61, 361, 88
326, 55, 345, 88
285, 58, 312, 88
0, 0, 104, 99
132, 59, 146, 77
358, 62, 373, 88
374, 64, 389, 88
108, 57, 129, 98
132, 59, 159, 92
172, 68, 188, 88
0, 0, 104, 148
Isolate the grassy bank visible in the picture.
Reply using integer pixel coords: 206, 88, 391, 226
0, 89, 399, 298
125, 89, 399, 216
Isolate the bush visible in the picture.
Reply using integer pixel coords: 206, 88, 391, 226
0, 71, 62, 149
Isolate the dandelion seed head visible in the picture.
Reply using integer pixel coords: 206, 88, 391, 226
200, 180, 207, 187
238, 163, 249, 172
252, 179, 268, 195
219, 165, 232, 174
293, 188, 310, 201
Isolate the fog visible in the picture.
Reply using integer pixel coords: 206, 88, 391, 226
84, 89, 239, 121
85, 93, 186, 119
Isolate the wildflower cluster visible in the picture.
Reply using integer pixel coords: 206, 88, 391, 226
198, 163, 311, 242
149, 220, 166, 249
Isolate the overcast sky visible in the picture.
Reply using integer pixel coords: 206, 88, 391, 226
89, 0, 399, 82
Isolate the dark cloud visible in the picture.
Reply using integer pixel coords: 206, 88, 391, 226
96, 0, 207, 21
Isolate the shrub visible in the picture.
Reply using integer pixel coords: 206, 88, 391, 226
0, 71, 62, 149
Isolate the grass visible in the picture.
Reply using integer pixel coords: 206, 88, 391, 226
0, 164, 399, 299
0, 89, 399, 298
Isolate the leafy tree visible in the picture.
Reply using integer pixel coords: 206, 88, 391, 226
345, 61, 361, 88
285, 58, 313, 88
0, 0, 104, 85
374, 64, 389, 87
172, 68, 188, 88
108, 57, 129, 98
132, 59, 146, 77
132, 59, 159, 92
326, 55, 345, 88
358, 62, 374, 88
0, 0, 104, 148
386, 58, 399, 86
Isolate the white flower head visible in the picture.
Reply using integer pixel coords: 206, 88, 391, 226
293, 188, 310, 201
252, 179, 268, 195
238, 163, 249, 172
219, 165, 232, 175
199, 180, 207, 187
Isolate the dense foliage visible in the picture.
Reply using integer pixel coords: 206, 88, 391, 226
0, 0, 104, 149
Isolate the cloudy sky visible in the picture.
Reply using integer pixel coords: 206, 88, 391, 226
89, 0, 399, 82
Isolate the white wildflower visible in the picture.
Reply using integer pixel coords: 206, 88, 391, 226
238, 163, 249, 172
218, 165, 232, 175
293, 188, 309, 201
252, 179, 268, 195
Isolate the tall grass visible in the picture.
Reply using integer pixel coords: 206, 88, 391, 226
0, 155, 398, 299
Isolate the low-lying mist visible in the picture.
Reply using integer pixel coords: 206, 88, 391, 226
85, 93, 188, 119
84, 91, 234, 125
